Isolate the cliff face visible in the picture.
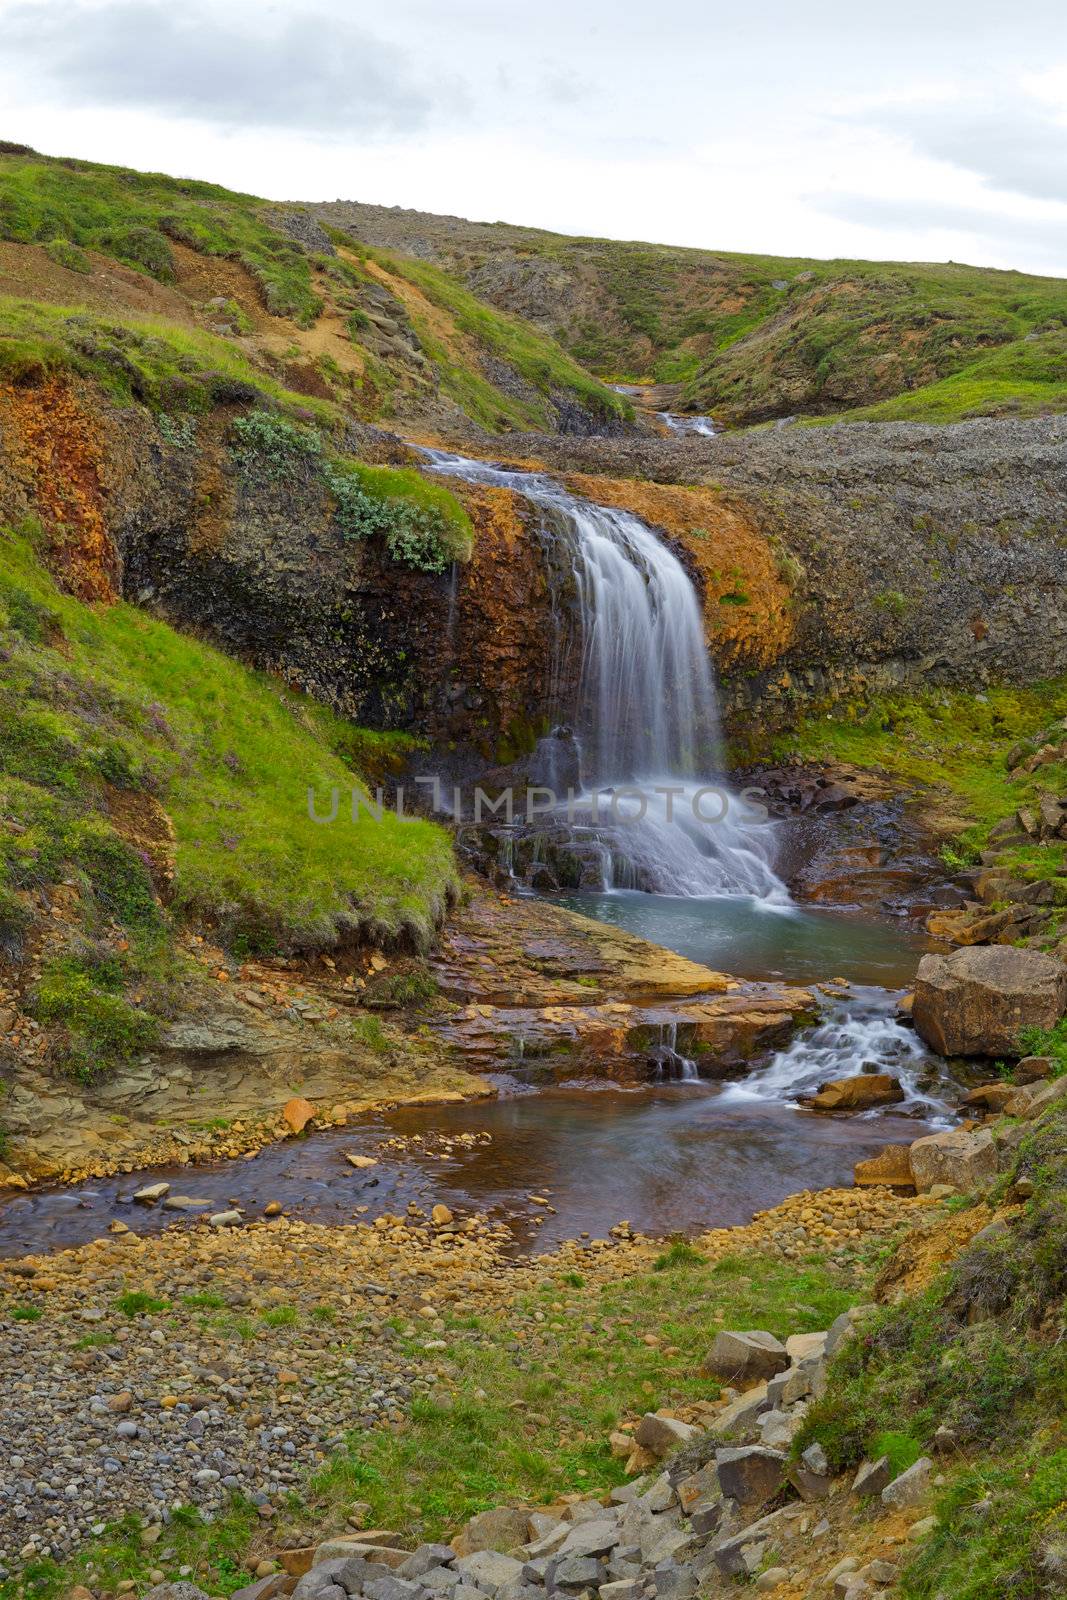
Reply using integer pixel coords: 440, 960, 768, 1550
3, 374, 1065, 765
500, 417, 1067, 746
0, 374, 557, 761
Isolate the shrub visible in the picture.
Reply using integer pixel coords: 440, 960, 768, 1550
230, 410, 324, 479
43, 237, 91, 274
99, 225, 175, 281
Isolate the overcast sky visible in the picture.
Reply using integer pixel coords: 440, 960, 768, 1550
4, 0, 1067, 275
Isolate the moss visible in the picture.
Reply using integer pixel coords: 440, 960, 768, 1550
31, 952, 161, 1081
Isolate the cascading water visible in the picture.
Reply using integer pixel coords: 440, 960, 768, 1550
658, 412, 717, 437
421, 448, 787, 902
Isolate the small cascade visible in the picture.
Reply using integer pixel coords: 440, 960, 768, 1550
657, 412, 717, 437
421, 448, 787, 904
649, 1021, 700, 1082
719, 987, 951, 1122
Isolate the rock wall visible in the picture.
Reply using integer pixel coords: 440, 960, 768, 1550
508, 417, 1067, 742
0, 376, 556, 760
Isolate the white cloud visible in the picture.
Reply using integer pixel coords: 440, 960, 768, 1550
0, 0, 1065, 275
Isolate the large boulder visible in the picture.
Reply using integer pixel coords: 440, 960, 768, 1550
908, 1128, 998, 1194
451, 1509, 530, 1557
701, 1330, 788, 1383
912, 946, 1067, 1057
801, 1074, 904, 1111
714, 1446, 786, 1506
853, 1144, 914, 1188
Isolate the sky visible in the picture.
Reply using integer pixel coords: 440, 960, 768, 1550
3, 0, 1067, 275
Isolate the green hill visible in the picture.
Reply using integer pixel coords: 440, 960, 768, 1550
314, 199, 1067, 425
0, 144, 628, 435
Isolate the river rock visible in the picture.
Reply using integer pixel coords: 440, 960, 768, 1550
912, 946, 1067, 1056
283, 1096, 316, 1133
853, 1143, 914, 1186
908, 1128, 998, 1194
802, 1074, 904, 1111
701, 1331, 788, 1383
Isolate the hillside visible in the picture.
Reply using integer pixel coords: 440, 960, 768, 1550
0, 144, 628, 436
313, 199, 1067, 426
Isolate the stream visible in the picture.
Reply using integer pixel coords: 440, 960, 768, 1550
0, 450, 953, 1260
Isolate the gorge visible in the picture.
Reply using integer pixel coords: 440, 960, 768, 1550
1, 142, 1067, 1600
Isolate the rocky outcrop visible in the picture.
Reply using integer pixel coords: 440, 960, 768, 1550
912, 945, 1067, 1057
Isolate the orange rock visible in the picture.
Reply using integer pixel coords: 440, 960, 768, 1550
282, 1097, 315, 1134
854, 1145, 914, 1188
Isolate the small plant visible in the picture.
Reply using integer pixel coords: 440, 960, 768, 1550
939, 840, 980, 872
873, 589, 909, 617
1017, 1019, 1067, 1077
158, 413, 197, 449
230, 411, 323, 479
260, 1304, 299, 1327
653, 1240, 707, 1272
182, 1292, 227, 1311
114, 1291, 168, 1317
11, 1304, 43, 1321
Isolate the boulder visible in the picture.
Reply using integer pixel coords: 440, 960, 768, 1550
1015, 1055, 1053, 1084
710, 1381, 771, 1436
851, 1456, 891, 1497
711, 1508, 793, 1579
701, 1330, 789, 1383
880, 1457, 934, 1509
1018, 1075, 1067, 1120
452, 1509, 530, 1557
801, 1074, 904, 1111
454, 1551, 525, 1590
912, 946, 1067, 1057
282, 1096, 316, 1133
960, 1083, 1015, 1112
853, 1144, 914, 1188
634, 1413, 701, 1456
714, 1446, 785, 1507
908, 1128, 998, 1194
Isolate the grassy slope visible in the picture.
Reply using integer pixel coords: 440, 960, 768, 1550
319, 203, 1067, 423
771, 679, 1067, 859
795, 1103, 1067, 1600
0, 518, 455, 1071
0, 148, 627, 433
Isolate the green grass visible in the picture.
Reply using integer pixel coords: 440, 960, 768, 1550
770, 679, 1067, 859
834, 327, 1067, 423
902, 1441, 1067, 1599
0, 518, 458, 971
0, 150, 323, 323
793, 1103, 1067, 1598
294, 1251, 856, 1540
1016, 1020, 1067, 1077
114, 1291, 169, 1317
0, 293, 337, 421
10, 1304, 43, 1322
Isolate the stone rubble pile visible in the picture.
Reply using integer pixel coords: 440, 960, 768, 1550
167, 1312, 937, 1600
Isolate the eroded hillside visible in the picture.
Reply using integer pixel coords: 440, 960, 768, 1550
314, 198, 1067, 426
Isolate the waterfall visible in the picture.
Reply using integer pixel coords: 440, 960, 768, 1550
422, 449, 787, 904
